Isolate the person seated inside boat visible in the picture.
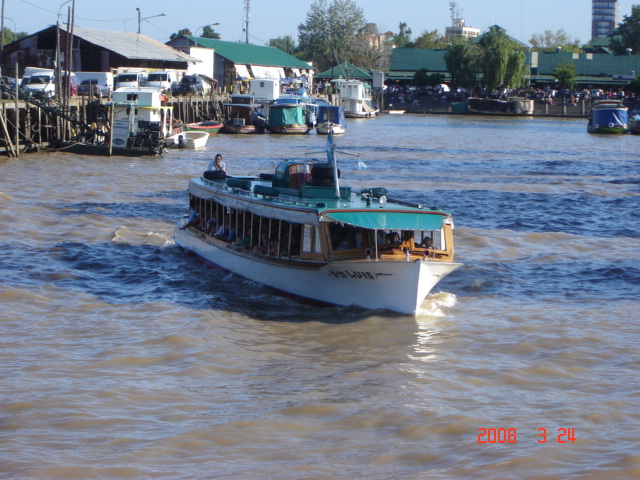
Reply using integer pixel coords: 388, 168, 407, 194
207, 153, 226, 173
204, 217, 217, 235
235, 229, 251, 248
268, 238, 279, 256
399, 231, 415, 250
226, 224, 237, 242
214, 223, 229, 240
419, 237, 433, 249
180, 203, 200, 230
385, 231, 401, 246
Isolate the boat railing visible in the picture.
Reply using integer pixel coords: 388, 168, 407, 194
200, 175, 330, 209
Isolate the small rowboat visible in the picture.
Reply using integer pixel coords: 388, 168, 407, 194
184, 120, 224, 136
165, 130, 209, 149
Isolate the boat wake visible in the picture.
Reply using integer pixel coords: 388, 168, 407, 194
416, 292, 458, 318
112, 226, 174, 247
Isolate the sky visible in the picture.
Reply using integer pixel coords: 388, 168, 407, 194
4, 0, 638, 47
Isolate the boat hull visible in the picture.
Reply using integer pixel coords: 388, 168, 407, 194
184, 121, 223, 136
587, 103, 629, 134
166, 131, 209, 148
268, 125, 310, 134
316, 122, 346, 135
174, 226, 461, 314
221, 124, 264, 134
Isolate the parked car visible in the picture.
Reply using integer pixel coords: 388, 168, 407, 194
63, 73, 79, 96
78, 78, 109, 98
175, 75, 207, 95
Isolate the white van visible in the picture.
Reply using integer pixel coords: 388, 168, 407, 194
115, 72, 147, 89
25, 70, 55, 96
146, 71, 176, 93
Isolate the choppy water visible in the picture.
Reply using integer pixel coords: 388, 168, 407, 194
1, 114, 639, 479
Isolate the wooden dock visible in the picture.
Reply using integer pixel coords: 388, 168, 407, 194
0, 93, 226, 157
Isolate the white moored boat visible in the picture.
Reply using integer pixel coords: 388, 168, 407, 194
165, 130, 209, 149
174, 133, 461, 314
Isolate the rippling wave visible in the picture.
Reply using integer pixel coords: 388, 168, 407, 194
1, 115, 639, 479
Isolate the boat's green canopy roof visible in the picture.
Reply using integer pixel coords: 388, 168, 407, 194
323, 210, 447, 231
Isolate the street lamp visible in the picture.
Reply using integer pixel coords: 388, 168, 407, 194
195, 23, 220, 37
136, 8, 167, 35
58, 0, 72, 23
2, 17, 17, 42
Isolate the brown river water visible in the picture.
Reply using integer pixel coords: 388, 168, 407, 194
1, 114, 639, 479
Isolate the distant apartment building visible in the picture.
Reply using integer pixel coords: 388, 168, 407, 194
592, 0, 619, 40
445, 1, 480, 40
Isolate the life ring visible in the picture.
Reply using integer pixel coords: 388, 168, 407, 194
32, 124, 40, 133
609, 123, 614, 128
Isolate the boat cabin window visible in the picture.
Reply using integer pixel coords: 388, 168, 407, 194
302, 225, 321, 254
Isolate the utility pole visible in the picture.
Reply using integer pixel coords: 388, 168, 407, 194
244, 0, 250, 43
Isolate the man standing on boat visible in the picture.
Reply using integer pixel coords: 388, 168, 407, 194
208, 154, 226, 173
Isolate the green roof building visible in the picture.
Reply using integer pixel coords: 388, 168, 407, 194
388, 47, 640, 88
167, 36, 313, 90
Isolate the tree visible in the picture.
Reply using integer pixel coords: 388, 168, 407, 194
444, 38, 483, 88
200, 25, 220, 39
170, 28, 193, 41
413, 69, 445, 87
610, 5, 640, 55
394, 22, 412, 48
553, 62, 577, 90
478, 26, 528, 91
413, 29, 447, 50
298, 0, 366, 71
628, 75, 640, 95
1, 27, 28, 46
529, 29, 581, 52
269, 35, 297, 55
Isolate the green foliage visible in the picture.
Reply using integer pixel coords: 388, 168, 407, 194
529, 29, 581, 52
268, 36, 297, 55
628, 75, 640, 94
394, 22, 412, 48
170, 28, 193, 41
298, 0, 366, 71
478, 26, 528, 91
553, 62, 577, 90
610, 6, 640, 55
444, 27, 527, 90
201, 25, 220, 40
413, 30, 447, 49
413, 69, 445, 87
2, 28, 28, 46
444, 38, 482, 88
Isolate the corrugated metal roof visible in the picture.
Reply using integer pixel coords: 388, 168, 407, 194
390, 48, 640, 81
316, 62, 372, 79
62, 25, 198, 63
535, 52, 640, 77
390, 48, 449, 72
184, 36, 313, 69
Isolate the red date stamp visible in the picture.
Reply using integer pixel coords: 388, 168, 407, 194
477, 427, 576, 444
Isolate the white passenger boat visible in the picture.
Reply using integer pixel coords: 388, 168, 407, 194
174, 133, 461, 314
165, 130, 209, 149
